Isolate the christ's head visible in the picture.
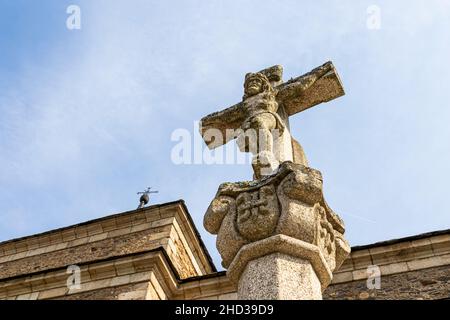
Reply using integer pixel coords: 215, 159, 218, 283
243, 73, 272, 99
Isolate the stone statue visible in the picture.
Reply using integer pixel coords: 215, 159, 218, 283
199, 62, 350, 300
200, 61, 344, 179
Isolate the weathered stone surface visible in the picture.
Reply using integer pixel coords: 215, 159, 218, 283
215, 207, 247, 268
324, 265, 450, 300
227, 235, 333, 291
0, 201, 214, 289
203, 160, 350, 300
1, 199, 448, 301
278, 169, 323, 205
0, 226, 170, 280
204, 161, 349, 272
277, 62, 345, 116
235, 184, 280, 242
199, 61, 344, 178
291, 137, 309, 167
238, 253, 322, 300
203, 196, 235, 234
169, 234, 198, 279
58, 282, 151, 300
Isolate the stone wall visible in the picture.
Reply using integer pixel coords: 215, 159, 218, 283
323, 230, 450, 300
59, 282, 153, 300
325, 265, 450, 300
0, 225, 171, 280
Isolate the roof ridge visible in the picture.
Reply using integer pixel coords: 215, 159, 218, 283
0, 199, 184, 247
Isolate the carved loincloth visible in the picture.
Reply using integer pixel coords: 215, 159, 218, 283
241, 110, 286, 136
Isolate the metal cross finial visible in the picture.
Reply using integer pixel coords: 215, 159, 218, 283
137, 187, 158, 209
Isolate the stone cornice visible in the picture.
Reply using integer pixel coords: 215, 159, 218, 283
333, 230, 450, 284
227, 235, 332, 290
0, 200, 182, 247
0, 248, 179, 300
0, 246, 236, 300
0, 200, 215, 278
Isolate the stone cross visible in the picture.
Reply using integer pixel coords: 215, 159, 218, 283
200, 62, 350, 300
200, 61, 344, 179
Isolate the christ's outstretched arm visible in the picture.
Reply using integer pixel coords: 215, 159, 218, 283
277, 62, 333, 103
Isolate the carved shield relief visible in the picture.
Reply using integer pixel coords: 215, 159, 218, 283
235, 185, 280, 241
313, 203, 337, 271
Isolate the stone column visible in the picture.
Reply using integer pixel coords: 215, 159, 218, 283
240, 254, 321, 300
203, 162, 350, 300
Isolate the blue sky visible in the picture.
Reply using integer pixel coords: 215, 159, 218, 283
1, 0, 450, 268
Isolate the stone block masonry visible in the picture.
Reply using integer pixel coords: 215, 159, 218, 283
0, 199, 448, 300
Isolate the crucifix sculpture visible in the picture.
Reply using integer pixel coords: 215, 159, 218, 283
199, 61, 350, 300
199, 61, 344, 179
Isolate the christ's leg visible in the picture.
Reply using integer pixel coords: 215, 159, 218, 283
249, 114, 276, 154
249, 114, 279, 178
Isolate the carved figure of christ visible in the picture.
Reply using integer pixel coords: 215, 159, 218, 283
199, 61, 345, 179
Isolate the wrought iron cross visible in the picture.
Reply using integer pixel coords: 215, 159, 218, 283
137, 187, 158, 209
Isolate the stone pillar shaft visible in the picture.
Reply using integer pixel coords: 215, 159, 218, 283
238, 253, 321, 300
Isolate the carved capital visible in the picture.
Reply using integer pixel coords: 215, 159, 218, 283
203, 161, 350, 281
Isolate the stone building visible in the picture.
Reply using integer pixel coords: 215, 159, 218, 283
0, 199, 448, 300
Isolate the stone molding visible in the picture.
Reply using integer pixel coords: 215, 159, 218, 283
0, 201, 215, 281
0, 247, 236, 300
0, 249, 177, 300
333, 231, 450, 284
227, 235, 332, 291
